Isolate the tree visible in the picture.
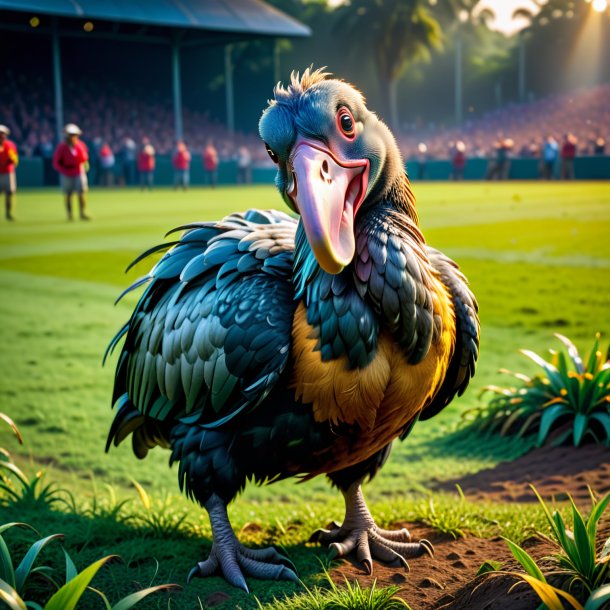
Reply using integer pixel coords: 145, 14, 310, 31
337, 0, 442, 131
433, 0, 495, 124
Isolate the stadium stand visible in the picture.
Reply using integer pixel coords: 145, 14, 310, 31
400, 83, 610, 162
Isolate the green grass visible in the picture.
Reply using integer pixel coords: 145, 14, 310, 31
0, 182, 609, 607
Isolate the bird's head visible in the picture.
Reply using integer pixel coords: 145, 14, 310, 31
259, 68, 406, 275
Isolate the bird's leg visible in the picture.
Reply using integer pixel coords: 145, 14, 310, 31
187, 494, 298, 592
310, 483, 433, 574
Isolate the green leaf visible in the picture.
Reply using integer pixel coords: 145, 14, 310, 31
586, 492, 610, 550
538, 404, 569, 446
476, 560, 503, 576
44, 555, 117, 610
502, 538, 546, 581
0, 535, 15, 589
585, 335, 601, 375
63, 549, 78, 583
573, 413, 589, 447
0, 578, 26, 610
110, 584, 179, 610
569, 498, 593, 578
15, 534, 63, 593
585, 584, 610, 610
521, 349, 565, 393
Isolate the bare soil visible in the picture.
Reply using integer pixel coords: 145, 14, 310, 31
330, 444, 610, 609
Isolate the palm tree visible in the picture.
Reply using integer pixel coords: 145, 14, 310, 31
337, 0, 442, 131
436, 0, 495, 124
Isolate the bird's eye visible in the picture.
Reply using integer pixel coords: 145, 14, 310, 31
265, 143, 279, 164
337, 107, 355, 139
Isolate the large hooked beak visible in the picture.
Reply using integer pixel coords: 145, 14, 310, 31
288, 139, 369, 274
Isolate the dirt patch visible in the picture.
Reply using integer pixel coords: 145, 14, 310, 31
329, 444, 610, 608
329, 525, 554, 609
433, 444, 610, 504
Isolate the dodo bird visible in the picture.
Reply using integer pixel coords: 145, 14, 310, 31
106, 69, 479, 591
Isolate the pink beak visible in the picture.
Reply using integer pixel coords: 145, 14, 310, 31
288, 139, 369, 274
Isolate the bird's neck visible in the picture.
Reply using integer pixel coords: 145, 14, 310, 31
292, 170, 423, 369
381, 171, 420, 227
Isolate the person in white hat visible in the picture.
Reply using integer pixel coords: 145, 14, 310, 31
0, 125, 18, 221
52, 123, 91, 220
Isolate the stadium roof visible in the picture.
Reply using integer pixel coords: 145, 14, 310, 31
0, 0, 310, 38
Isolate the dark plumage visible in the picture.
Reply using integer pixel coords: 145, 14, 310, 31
106, 69, 479, 591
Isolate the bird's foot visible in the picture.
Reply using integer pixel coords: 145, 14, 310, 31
187, 542, 298, 593
310, 521, 433, 574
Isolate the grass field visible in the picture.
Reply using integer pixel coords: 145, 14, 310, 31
1, 182, 609, 608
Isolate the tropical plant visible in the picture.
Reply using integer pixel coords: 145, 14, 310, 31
496, 487, 610, 610
0, 522, 178, 610
0, 414, 68, 511
257, 568, 410, 609
464, 333, 610, 447
0, 465, 66, 511
336, 0, 442, 131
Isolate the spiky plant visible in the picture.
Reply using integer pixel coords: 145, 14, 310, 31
0, 522, 179, 610
496, 487, 610, 610
464, 333, 610, 447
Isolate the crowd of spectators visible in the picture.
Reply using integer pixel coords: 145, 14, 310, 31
1, 66, 608, 185
400, 82, 610, 168
0, 69, 269, 173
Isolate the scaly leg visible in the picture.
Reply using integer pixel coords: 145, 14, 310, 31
188, 494, 298, 592
310, 483, 433, 574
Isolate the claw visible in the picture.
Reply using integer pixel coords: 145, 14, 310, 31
187, 556, 218, 583
420, 539, 435, 558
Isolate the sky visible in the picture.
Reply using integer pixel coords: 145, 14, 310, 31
477, 0, 541, 35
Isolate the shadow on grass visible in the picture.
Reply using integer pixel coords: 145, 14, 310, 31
1, 499, 330, 610
420, 425, 537, 465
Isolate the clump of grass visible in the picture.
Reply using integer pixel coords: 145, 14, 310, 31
0, 521, 180, 609
257, 569, 410, 609
131, 480, 190, 538
464, 333, 610, 447
0, 413, 68, 512
494, 486, 610, 610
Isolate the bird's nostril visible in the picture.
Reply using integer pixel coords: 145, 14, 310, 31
322, 160, 329, 174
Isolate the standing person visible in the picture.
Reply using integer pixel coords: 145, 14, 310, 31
416, 142, 428, 180
172, 141, 191, 190
52, 123, 91, 221
122, 137, 137, 185
202, 140, 218, 187
0, 125, 18, 221
99, 142, 115, 186
498, 138, 513, 180
542, 135, 559, 180
236, 145, 252, 184
560, 133, 577, 180
138, 137, 155, 190
451, 141, 466, 180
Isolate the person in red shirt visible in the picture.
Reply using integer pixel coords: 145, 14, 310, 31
172, 141, 191, 190
202, 140, 219, 187
53, 123, 91, 221
560, 133, 577, 180
0, 125, 18, 221
138, 137, 155, 190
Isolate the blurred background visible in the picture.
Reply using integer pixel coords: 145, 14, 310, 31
1, 0, 609, 185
